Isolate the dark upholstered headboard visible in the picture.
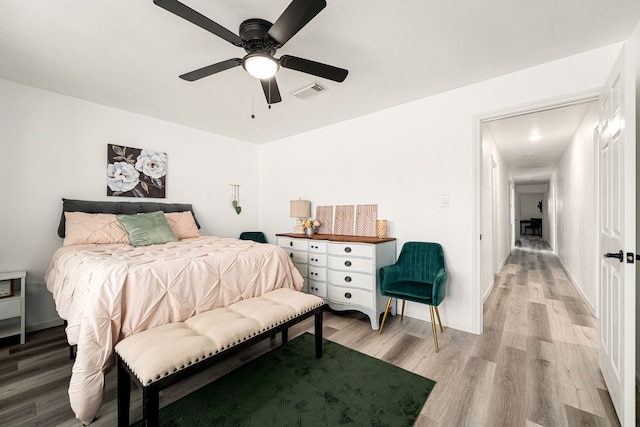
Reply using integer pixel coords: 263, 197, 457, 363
57, 198, 201, 238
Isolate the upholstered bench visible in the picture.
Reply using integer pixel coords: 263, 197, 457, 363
115, 288, 325, 427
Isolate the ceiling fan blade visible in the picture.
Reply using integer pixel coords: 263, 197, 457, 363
279, 55, 348, 82
266, 0, 326, 47
179, 58, 242, 81
260, 77, 282, 104
153, 0, 243, 47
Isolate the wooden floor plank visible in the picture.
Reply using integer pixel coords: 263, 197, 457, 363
485, 345, 528, 427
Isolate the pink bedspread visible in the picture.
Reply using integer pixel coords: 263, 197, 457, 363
45, 236, 303, 424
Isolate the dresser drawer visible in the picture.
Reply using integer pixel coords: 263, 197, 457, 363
309, 241, 327, 253
308, 253, 327, 267
328, 242, 373, 258
327, 256, 373, 274
308, 279, 327, 298
293, 262, 308, 277
328, 286, 372, 308
308, 266, 326, 281
328, 269, 373, 291
0, 297, 21, 320
282, 250, 307, 264
278, 237, 309, 251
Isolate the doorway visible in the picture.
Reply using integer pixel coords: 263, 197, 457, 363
478, 93, 599, 298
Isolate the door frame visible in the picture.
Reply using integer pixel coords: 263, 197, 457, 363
472, 88, 600, 335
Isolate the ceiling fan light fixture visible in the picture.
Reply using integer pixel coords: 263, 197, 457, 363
243, 54, 279, 79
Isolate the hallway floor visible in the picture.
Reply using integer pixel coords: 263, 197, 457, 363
437, 237, 620, 426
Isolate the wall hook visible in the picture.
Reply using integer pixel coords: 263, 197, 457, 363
230, 184, 241, 215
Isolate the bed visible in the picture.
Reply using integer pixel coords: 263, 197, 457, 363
45, 199, 303, 424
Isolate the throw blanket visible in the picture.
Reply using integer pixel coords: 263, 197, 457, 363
45, 236, 303, 424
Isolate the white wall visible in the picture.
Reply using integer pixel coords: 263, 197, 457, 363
481, 128, 511, 300
0, 78, 260, 327
259, 43, 623, 334
555, 102, 598, 314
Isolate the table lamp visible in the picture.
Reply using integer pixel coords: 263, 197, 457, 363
289, 200, 311, 233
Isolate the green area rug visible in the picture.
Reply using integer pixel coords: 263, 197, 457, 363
133, 333, 435, 426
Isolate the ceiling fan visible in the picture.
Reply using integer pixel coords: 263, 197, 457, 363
153, 0, 349, 105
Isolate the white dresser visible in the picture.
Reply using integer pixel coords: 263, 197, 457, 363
277, 233, 396, 330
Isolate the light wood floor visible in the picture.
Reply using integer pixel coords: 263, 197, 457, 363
0, 239, 625, 426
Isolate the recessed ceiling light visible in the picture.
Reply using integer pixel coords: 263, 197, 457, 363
529, 134, 542, 141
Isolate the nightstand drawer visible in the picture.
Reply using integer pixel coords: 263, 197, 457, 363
0, 297, 20, 320
327, 256, 373, 274
328, 286, 371, 308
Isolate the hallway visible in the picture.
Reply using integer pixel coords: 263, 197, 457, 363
462, 237, 619, 426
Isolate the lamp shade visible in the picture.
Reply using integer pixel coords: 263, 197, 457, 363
290, 200, 311, 218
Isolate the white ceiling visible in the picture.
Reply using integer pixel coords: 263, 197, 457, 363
1, 0, 639, 144
484, 101, 596, 184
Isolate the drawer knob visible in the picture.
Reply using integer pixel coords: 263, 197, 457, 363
289, 242, 293, 247
344, 247, 352, 253
344, 276, 352, 283
345, 292, 352, 299
289, 253, 293, 258
344, 260, 352, 267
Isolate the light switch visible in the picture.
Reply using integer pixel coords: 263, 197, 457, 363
440, 195, 449, 207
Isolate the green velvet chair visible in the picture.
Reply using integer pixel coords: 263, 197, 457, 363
239, 231, 268, 243
378, 242, 448, 352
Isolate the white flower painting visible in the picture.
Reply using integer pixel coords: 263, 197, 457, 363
107, 144, 167, 198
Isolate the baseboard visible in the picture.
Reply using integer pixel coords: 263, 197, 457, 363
557, 258, 597, 317
26, 318, 64, 333
483, 251, 510, 304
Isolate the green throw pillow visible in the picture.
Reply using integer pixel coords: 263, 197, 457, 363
116, 211, 179, 247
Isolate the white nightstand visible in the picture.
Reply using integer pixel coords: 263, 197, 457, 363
0, 271, 26, 344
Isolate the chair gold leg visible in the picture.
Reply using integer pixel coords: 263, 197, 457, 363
429, 306, 439, 353
379, 297, 393, 334
435, 306, 443, 332
401, 300, 406, 320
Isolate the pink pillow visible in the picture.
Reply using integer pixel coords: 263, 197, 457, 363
164, 211, 201, 239
63, 212, 130, 246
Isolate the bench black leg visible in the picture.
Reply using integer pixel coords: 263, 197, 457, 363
117, 357, 130, 427
142, 384, 160, 427
282, 328, 289, 343
314, 308, 323, 358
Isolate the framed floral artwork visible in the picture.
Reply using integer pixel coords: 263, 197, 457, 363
107, 144, 166, 198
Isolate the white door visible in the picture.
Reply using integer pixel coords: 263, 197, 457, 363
598, 43, 636, 426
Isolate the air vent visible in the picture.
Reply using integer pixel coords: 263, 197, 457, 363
290, 82, 326, 99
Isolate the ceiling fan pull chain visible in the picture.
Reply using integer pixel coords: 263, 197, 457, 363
251, 95, 255, 119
